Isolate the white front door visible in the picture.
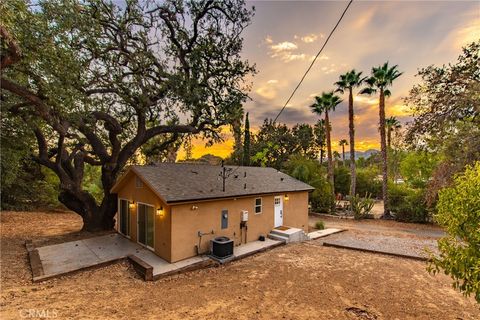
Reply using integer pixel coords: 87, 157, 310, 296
274, 196, 283, 227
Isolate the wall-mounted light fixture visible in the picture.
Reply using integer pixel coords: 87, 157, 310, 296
191, 205, 199, 211
156, 206, 164, 217
129, 201, 135, 209
284, 194, 289, 201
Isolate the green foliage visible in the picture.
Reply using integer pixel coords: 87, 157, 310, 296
315, 220, 325, 230
428, 163, 480, 302
406, 42, 480, 209
400, 151, 440, 188
355, 167, 382, 198
284, 155, 334, 213
2, 0, 256, 226
250, 120, 323, 170
313, 119, 326, 161
389, 183, 429, 223
292, 123, 319, 158
350, 193, 375, 220
361, 62, 403, 95
1, 117, 60, 210
406, 41, 480, 146
334, 166, 350, 196
310, 91, 343, 115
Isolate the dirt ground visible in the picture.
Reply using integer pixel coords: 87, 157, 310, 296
1, 211, 479, 320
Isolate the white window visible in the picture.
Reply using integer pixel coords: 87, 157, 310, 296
135, 176, 143, 188
274, 197, 281, 205
255, 198, 262, 214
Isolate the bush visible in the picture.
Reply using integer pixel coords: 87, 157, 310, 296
284, 155, 334, 213
389, 183, 429, 223
310, 179, 334, 213
428, 162, 480, 302
351, 193, 375, 220
334, 166, 350, 196
356, 167, 382, 198
315, 220, 325, 230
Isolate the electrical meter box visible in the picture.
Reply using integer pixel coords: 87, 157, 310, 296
241, 210, 249, 222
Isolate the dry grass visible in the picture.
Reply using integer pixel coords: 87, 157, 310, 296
1, 211, 479, 319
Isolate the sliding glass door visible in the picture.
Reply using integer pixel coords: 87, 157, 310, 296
119, 199, 130, 237
137, 203, 154, 249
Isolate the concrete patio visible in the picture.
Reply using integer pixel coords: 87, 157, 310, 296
28, 233, 283, 282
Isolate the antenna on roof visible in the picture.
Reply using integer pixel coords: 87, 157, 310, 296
220, 160, 231, 192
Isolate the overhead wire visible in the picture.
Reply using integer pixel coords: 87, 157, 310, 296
272, 0, 354, 123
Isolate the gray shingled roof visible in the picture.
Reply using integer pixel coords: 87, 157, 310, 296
131, 163, 314, 203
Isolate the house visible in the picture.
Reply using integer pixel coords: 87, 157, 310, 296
110, 163, 314, 263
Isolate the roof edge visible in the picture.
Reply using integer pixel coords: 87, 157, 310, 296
166, 188, 314, 205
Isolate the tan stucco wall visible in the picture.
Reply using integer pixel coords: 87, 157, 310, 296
169, 191, 309, 262
283, 191, 309, 233
115, 171, 172, 262
113, 170, 309, 263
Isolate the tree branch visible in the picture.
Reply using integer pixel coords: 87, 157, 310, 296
0, 26, 21, 70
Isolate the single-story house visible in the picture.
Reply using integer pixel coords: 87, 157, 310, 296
110, 163, 314, 263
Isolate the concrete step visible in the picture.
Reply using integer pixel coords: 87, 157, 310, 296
270, 229, 292, 237
267, 233, 289, 243
270, 227, 308, 243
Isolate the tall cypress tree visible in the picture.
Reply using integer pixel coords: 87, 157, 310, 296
243, 112, 251, 166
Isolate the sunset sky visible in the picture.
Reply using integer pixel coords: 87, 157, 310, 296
179, 0, 479, 159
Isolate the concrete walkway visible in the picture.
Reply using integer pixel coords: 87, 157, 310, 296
307, 228, 344, 240
34, 234, 172, 281
30, 234, 283, 282
233, 238, 283, 259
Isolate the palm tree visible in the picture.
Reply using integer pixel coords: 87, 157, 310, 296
333, 151, 341, 168
310, 91, 342, 211
314, 119, 326, 165
335, 70, 365, 198
385, 116, 401, 149
338, 139, 348, 166
360, 62, 403, 218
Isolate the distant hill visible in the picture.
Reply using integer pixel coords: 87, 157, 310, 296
344, 149, 379, 160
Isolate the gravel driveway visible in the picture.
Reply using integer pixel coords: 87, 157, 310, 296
309, 215, 444, 259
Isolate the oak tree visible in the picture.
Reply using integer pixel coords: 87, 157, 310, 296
0, 0, 255, 231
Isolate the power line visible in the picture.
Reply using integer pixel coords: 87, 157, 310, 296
272, 0, 354, 123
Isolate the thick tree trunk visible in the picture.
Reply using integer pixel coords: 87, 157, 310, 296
325, 111, 335, 212
379, 89, 390, 217
57, 165, 120, 232
58, 189, 117, 231
348, 88, 356, 197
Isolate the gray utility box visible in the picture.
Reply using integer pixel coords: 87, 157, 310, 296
210, 236, 234, 259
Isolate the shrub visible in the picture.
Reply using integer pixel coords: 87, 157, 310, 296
356, 167, 382, 198
400, 151, 440, 188
428, 162, 480, 302
310, 181, 334, 213
389, 183, 429, 223
351, 193, 375, 220
284, 155, 334, 213
334, 166, 350, 196
315, 220, 325, 230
